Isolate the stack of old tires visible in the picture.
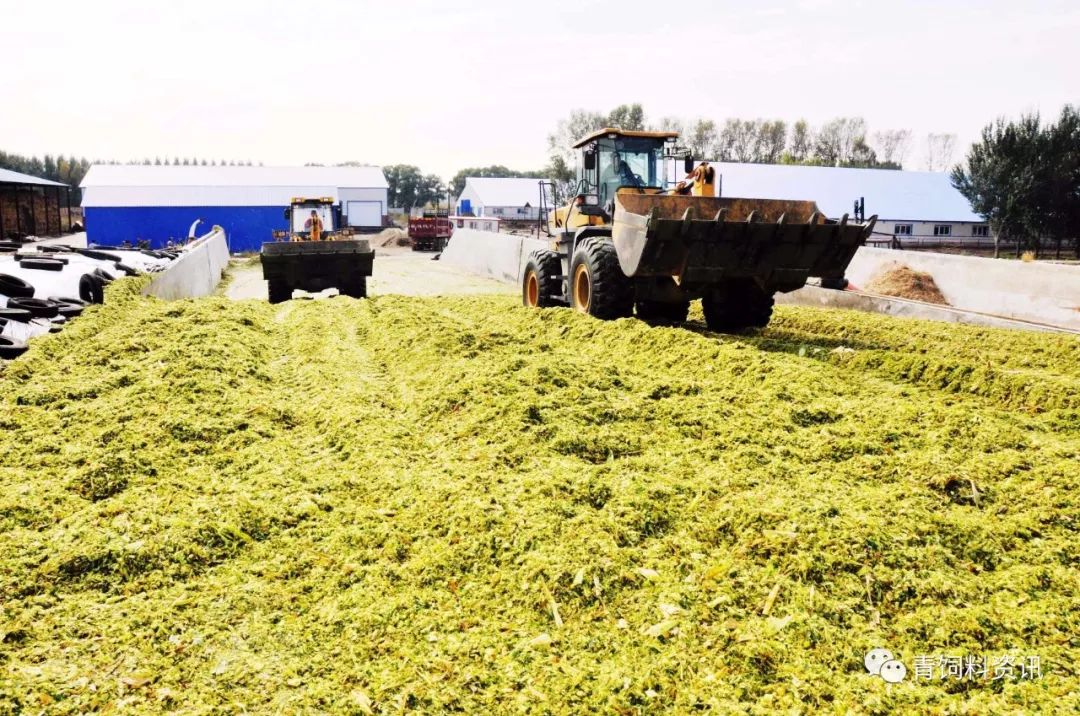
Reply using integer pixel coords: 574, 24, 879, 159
0, 242, 173, 360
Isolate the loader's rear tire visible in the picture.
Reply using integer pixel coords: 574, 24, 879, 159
522, 250, 562, 308
268, 280, 292, 304
570, 238, 632, 319
703, 281, 774, 332
340, 277, 367, 299
636, 299, 690, 324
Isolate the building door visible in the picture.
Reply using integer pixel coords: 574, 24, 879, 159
17, 202, 34, 235
346, 201, 382, 229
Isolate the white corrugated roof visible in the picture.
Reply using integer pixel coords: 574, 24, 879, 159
81, 164, 388, 189
464, 177, 542, 207
695, 162, 981, 222
0, 168, 68, 187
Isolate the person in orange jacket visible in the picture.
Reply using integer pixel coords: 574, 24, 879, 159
304, 209, 324, 241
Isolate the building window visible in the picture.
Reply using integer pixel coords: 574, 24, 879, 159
972, 225, 989, 237
490, 207, 503, 216
894, 224, 913, 235
933, 225, 952, 237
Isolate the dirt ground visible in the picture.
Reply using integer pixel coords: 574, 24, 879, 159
223, 244, 515, 301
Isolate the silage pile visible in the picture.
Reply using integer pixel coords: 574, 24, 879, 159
864, 264, 950, 305
0, 286, 1078, 713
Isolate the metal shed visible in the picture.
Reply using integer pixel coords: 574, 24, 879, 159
80, 165, 389, 251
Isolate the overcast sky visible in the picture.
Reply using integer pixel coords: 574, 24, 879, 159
1, 0, 1076, 178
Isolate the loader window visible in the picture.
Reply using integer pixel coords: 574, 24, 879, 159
595, 138, 664, 204
292, 204, 335, 234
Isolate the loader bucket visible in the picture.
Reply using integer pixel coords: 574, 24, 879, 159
612, 193, 875, 291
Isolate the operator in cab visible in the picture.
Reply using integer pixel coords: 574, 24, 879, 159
602, 151, 638, 189
305, 209, 324, 241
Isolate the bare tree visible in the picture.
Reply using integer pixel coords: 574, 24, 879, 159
655, 116, 685, 134
755, 120, 787, 163
547, 109, 607, 166
788, 120, 812, 161
871, 129, 912, 167
685, 119, 718, 158
814, 117, 869, 165
925, 133, 958, 171
722, 119, 760, 163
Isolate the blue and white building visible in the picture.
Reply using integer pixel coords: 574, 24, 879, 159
80, 165, 389, 251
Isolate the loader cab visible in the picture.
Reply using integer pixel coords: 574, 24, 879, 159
575, 128, 677, 207
283, 197, 339, 238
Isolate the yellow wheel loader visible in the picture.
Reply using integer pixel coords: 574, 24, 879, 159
523, 128, 877, 331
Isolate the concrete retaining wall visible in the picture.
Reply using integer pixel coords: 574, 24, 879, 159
143, 227, 230, 300
441, 229, 549, 285
845, 247, 1080, 330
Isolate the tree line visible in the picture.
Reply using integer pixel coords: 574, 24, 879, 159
547, 103, 957, 172
0, 151, 264, 203
952, 105, 1080, 258
382, 165, 551, 212
0, 151, 93, 191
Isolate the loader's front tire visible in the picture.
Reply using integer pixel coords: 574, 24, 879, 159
702, 281, 774, 332
268, 280, 292, 304
522, 250, 562, 308
570, 238, 633, 319
636, 299, 690, 324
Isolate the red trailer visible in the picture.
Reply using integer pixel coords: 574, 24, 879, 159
408, 211, 454, 251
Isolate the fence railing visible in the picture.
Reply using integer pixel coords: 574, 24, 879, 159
865, 234, 1015, 251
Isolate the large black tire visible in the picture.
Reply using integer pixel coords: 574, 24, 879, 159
340, 276, 367, 299
636, 299, 690, 324
0, 273, 35, 298
78, 249, 123, 262
79, 274, 105, 305
49, 296, 88, 307
17, 258, 65, 272
268, 280, 292, 304
522, 250, 563, 308
569, 237, 633, 319
55, 302, 85, 319
0, 336, 28, 360
0, 307, 32, 323
702, 280, 775, 332
7, 297, 60, 320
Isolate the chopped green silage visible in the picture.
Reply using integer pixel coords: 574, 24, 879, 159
1, 287, 1077, 714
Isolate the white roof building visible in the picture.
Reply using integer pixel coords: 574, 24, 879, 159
81, 165, 388, 208
457, 177, 543, 219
